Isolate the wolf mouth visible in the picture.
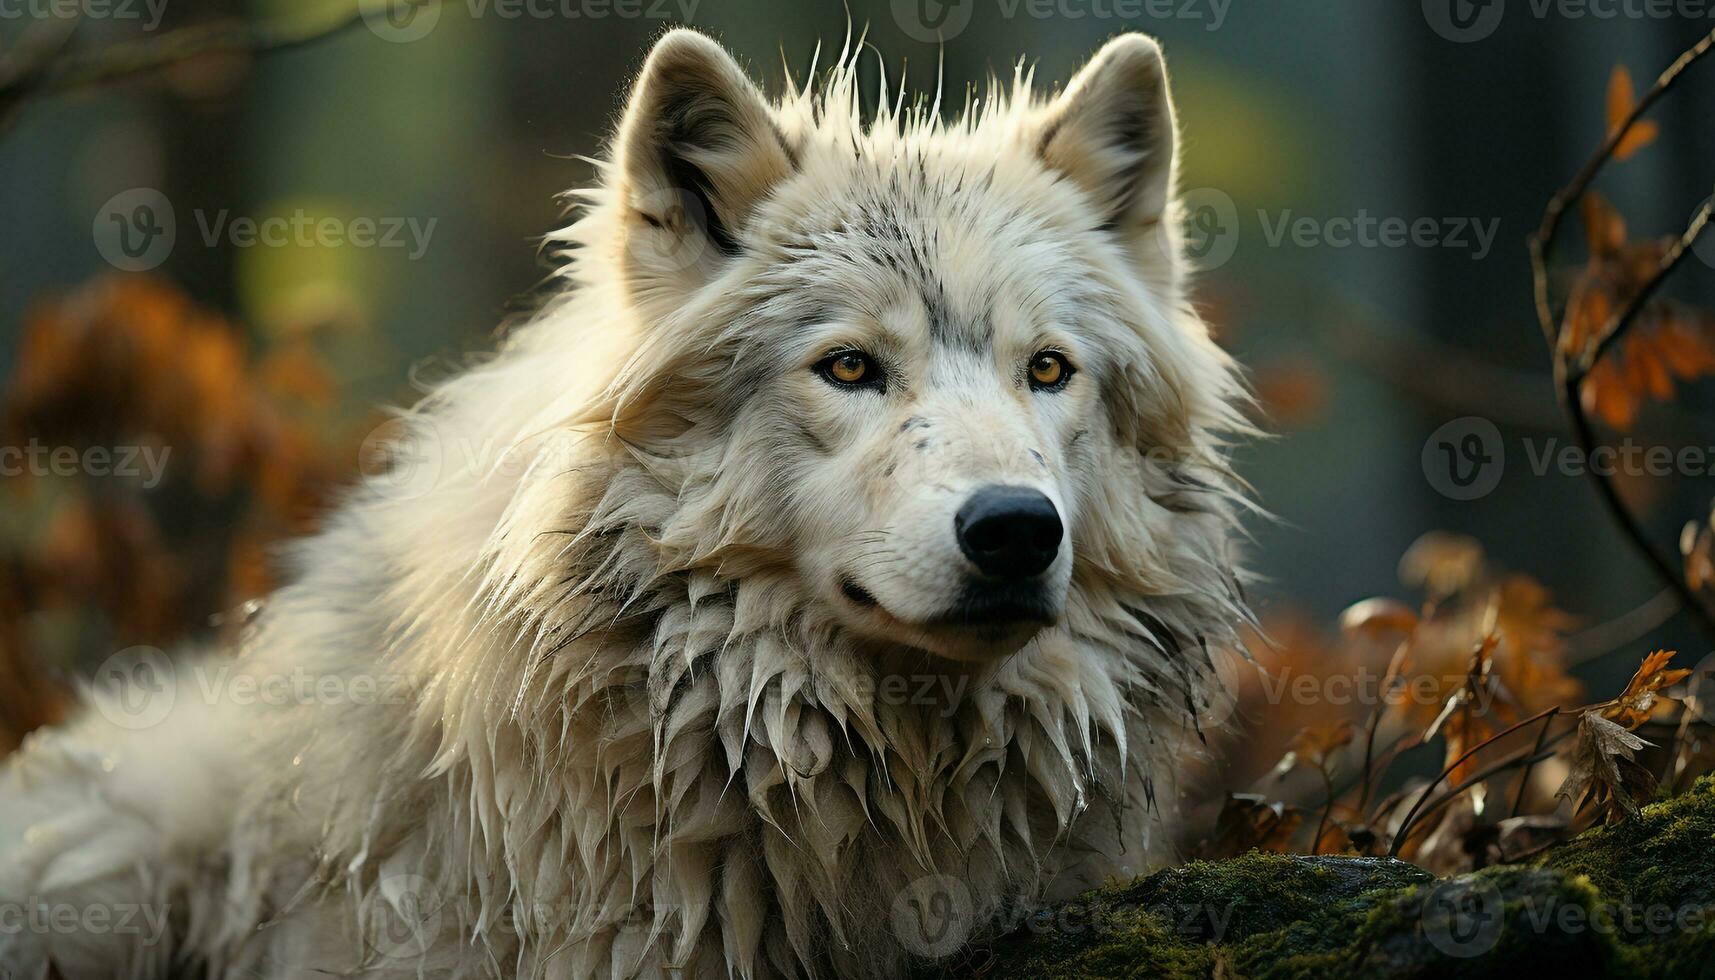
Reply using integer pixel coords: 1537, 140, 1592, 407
843, 569, 1057, 633
933, 583, 1059, 628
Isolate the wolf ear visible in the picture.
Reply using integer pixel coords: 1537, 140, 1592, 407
614, 30, 794, 316
1036, 34, 1178, 242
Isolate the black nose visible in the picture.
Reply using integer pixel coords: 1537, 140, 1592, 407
955, 486, 1063, 579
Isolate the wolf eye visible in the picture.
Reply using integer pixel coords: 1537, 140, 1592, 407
1028, 351, 1074, 391
817, 351, 880, 388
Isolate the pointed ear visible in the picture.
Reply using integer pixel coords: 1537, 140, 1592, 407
1036, 34, 1178, 238
613, 30, 795, 317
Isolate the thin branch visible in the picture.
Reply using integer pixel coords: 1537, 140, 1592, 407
1557, 344, 1715, 641
1311, 764, 1337, 855
1356, 638, 1410, 813
0, 9, 366, 130
1576, 197, 1715, 375
1564, 587, 1680, 665
1392, 734, 1573, 857
1387, 707, 1560, 857
1529, 26, 1715, 348
1509, 706, 1559, 819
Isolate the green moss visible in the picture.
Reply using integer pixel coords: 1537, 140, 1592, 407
938, 780, 1715, 979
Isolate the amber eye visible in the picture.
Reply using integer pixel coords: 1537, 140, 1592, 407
817, 351, 880, 388
1029, 351, 1073, 390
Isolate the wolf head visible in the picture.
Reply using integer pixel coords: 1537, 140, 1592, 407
574, 29, 1248, 665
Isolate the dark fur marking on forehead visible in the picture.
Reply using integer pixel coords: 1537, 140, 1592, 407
924, 288, 991, 355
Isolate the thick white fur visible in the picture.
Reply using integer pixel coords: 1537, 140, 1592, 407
0, 29, 1251, 980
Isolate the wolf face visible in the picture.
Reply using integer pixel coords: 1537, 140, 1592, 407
599, 30, 1238, 664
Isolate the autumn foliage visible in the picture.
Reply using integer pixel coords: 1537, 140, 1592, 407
0, 276, 357, 752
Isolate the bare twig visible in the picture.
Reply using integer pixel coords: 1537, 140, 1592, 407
0, 9, 366, 131
1564, 587, 1680, 665
1391, 733, 1573, 856
1508, 706, 1560, 819
1388, 707, 1561, 857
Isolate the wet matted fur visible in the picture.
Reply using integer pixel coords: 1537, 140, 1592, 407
0, 27, 1253, 980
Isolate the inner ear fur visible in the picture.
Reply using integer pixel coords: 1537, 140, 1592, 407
1036, 33, 1179, 235
613, 29, 795, 311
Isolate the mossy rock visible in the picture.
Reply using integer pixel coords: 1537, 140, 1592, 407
927, 778, 1715, 979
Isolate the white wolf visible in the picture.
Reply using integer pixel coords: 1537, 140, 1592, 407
0, 28, 1251, 980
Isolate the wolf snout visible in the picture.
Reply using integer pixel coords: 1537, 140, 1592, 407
955, 485, 1063, 579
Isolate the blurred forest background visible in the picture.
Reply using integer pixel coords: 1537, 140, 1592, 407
4, 0, 1715, 864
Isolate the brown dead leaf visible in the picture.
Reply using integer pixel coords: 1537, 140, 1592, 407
1558, 712, 1657, 821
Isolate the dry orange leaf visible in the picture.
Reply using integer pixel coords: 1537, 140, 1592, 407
1602, 650, 1691, 730
1579, 307, 1715, 430
1606, 65, 1660, 162
1560, 193, 1715, 431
